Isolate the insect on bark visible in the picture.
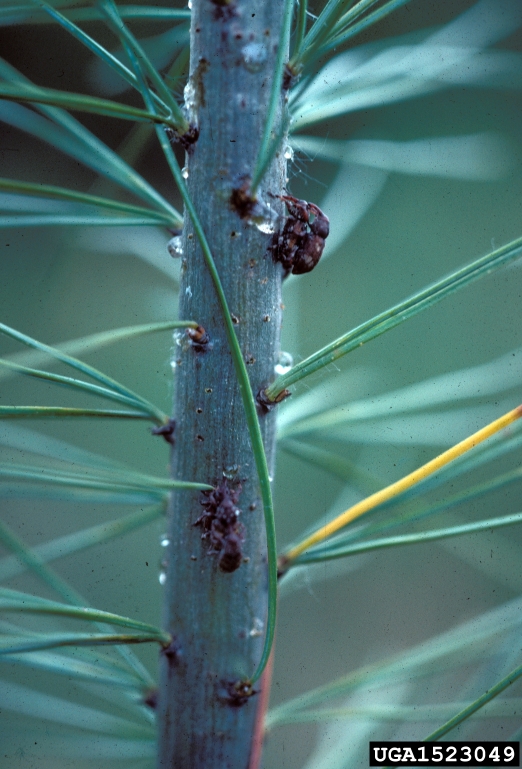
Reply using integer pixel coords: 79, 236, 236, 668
195, 481, 245, 573
272, 195, 330, 275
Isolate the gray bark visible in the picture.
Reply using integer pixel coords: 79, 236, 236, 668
158, 0, 287, 766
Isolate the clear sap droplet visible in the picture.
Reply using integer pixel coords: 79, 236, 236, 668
223, 464, 239, 480
160, 534, 170, 547
183, 80, 197, 124
255, 219, 276, 235
181, 166, 189, 180
183, 82, 196, 110
167, 235, 183, 258
173, 329, 191, 354
268, 475, 274, 483
239, 194, 279, 235
159, 570, 167, 585
187, 0, 192, 8
243, 193, 279, 235
241, 43, 268, 73
170, 359, 177, 371
284, 144, 294, 161
249, 617, 264, 637
274, 350, 293, 376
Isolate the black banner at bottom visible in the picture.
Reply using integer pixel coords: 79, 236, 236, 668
369, 742, 519, 767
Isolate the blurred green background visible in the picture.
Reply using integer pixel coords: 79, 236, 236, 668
0, 1, 521, 766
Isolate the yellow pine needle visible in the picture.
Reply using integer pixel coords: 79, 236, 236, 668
280, 403, 522, 569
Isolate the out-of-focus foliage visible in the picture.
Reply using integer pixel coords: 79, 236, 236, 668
0, 0, 521, 767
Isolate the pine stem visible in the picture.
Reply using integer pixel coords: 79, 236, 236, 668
157, 1, 288, 767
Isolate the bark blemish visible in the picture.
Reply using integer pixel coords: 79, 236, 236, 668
162, 637, 183, 665
282, 62, 300, 91
223, 679, 257, 707
152, 418, 176, 444
230, 177, 258, 219
144, 688, 158, 710
256, 386, 291, 414
165, 124, 200, 152
210, 0, 237, 22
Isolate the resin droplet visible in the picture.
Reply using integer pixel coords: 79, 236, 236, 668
187, 0, 192, 8
183, 81, 196, 109
274, 351, 293, 376
223, 464, 239, 480
241, 43, 268, 73
252, 197, 279, 235
183, 80, 197, 125
160, 534, 170, 548
249, 617, 264, 637
173, 330, 191, 354
255, 217, 277, 235
284, 144, 294, 161
159, 570, 167, 585
181, 166, 189, 180
167, 235, 183, 258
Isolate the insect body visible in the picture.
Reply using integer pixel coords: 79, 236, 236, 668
272, 195, 330, 276
195, 481, 244, 573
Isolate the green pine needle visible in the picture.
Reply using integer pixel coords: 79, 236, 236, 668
0, 587, 170, 640
266, 235, 522, 400
0, 177, 176, 225
294, 511, 522, 566
0, 81, 181, 128
0, 321, 167, 423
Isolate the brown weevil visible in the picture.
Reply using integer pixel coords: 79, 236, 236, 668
186, 325, 211, 352
272, 195, 330, 276
195, 481, 244, 573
